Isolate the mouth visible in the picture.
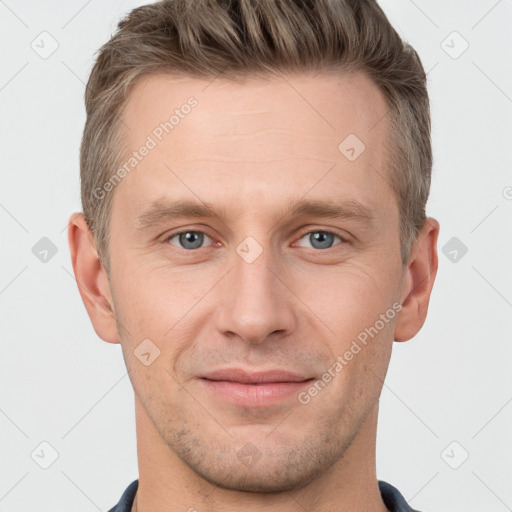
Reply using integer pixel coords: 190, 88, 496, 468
198, 368, 315, 407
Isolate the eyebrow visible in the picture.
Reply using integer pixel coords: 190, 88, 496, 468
135, 199, 227, 231
134, 197, 376, 231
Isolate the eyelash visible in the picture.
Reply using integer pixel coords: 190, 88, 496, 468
164, 228, 349, 251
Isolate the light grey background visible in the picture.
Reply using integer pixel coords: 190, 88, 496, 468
0, 1, 511, 511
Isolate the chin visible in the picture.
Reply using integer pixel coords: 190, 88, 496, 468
167, 425, 347, 494
189, 457, 325, 493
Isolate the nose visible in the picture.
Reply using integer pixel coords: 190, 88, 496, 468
214, 241, 297, 345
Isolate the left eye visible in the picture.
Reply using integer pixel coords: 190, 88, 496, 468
167, 231, 213, 250
296, 230, 344, 250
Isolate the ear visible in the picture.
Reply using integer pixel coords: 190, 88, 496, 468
394, 217, 440, 342
67, 212, 120, 344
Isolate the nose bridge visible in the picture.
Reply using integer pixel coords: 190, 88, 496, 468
215, 236, 296, 344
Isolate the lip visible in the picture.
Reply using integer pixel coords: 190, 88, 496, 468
200, 368, 311, 384
198, 368, 314, 407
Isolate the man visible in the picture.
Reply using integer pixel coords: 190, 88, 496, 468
68, 0, 439, 510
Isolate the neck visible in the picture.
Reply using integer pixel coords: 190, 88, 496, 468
133, 399, 388, 512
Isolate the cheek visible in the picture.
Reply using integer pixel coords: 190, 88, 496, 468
303, 262, 398, 398
299, 261, 399, 334
110, 263, 208, 377
111, 255, 191, 331
323, 315, 394, 421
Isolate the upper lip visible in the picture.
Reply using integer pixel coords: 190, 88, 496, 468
200, 368, 312, 384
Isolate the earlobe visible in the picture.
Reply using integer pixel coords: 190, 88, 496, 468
67, 212, 120, 344
394, 217, 440, 342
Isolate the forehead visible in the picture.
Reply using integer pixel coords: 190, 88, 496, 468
121, 70, 389, 151
114, 70, 394, 220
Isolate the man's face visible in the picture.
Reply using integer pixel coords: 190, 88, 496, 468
107, 71, 405, 491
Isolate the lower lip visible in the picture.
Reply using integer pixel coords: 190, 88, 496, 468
200, 379, 313, 407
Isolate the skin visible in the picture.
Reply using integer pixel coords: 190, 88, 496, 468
68, 70, 439, 512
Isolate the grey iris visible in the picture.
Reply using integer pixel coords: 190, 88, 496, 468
179, 232, 204, 250
310, 231, 335, 249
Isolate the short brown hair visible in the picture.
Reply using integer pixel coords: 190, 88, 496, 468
80, 0, 432, 274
